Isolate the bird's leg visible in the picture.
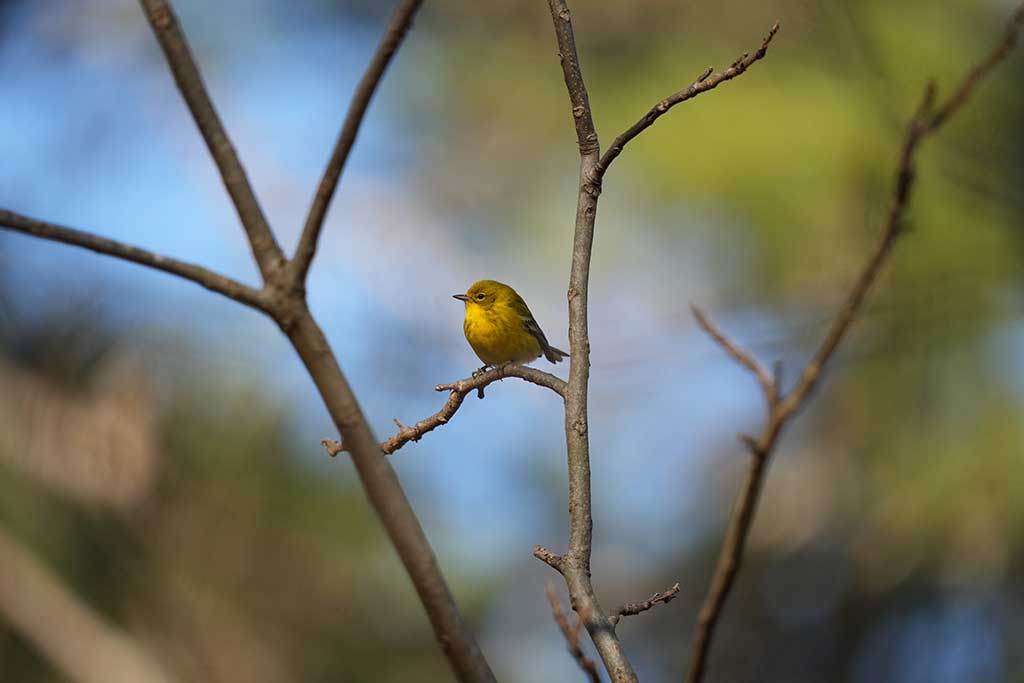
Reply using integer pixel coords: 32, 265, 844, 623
472, 364, 491, 378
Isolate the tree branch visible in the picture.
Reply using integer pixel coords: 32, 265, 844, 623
597, 23, 779, 179
292, 0, 425, 284
0, 210, 267, 310
544, 1, 637, 681
542, 5, 779, 682
137, 0, 285, 278
691, 305, 777, 408
285, 310, 496, 683
321, 364, 566, 457
685, 7, 1024, 681
608, 582, 681, 626
4, 4, 498, 680
546, 583, 602, 683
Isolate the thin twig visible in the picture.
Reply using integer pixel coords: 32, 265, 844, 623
0, 210, 267, 310
686, 7, 1024, 681
691, 306, 777, 408
137, 0, 285, 278
596, 23, 779, 179
292, 0, 425, 284
546, 583, 602, 683
321, 364, 566, 456
927, 4, 1024, 131
534, 545, 564, 570
608, 582, 681, 626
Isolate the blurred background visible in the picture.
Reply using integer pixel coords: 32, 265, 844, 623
1, 0, 1022, 681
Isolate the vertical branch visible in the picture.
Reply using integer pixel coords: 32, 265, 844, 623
544, 2, 637, 682
292, 0, 425, 284
138, 0, 286, 278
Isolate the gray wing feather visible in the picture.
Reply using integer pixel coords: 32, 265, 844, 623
522, 315, 568, 364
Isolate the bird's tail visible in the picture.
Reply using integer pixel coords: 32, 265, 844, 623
543, 345, 569, 364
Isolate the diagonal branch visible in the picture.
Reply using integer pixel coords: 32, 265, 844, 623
691, 305, 777, 408
597, 23, 778, 180
927, 3, 1024, 131
320, 364, 566, 457
0, 210, 267, 310
138, 0, 285, 278
685, 7, 1024, 681
546, 583, 602, 683
292, 0, 425, 285
608, 582, 681, 626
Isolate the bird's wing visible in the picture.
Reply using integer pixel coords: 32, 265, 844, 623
522, 315, 551, 349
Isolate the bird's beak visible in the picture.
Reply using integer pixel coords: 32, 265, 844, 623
453, 294, 470, 302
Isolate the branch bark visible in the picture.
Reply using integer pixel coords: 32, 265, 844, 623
685, 7, 1024, 681
0, 210, 267, 310
292, 0, 425, 284
597, 24, 778, 179
608, 582, 681, 626
321, 363, 566, 457
541, 4, 777, 682
546, 583, 602, 683
138, 0, 286, 278
543, 1, 635, 681
283, 309, 495, 682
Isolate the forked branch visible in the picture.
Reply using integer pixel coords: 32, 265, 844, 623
2, 3, 497, 681
686, 7, 1024, 682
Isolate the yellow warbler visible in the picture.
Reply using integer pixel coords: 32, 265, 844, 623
454, 280, 568, 368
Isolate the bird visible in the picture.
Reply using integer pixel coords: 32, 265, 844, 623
453, 280, 568, 371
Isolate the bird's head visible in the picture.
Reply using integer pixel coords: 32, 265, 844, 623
453, 280, 509, 311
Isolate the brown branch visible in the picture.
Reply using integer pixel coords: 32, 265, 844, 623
137, 0, 285, 278
286, 312, 496, 683
534, 545, 564, 570
321, 364, 566, 456
0, 210, 267, 310
685, 7, 1024, 681
546, 583, 602, 683
691, 306, 777, 408
608, 582, 681, 626
292, 0, 425, 284
927, 4, 1024, 131
542, 5, 779, 683
596, 23, 779, 180
544, 1, 637, 681
3, 4, 498, 680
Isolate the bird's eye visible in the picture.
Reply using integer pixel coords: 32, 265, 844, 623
475, 293, 486, 300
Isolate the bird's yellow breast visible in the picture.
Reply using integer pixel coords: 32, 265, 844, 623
463, 303, 542, 365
